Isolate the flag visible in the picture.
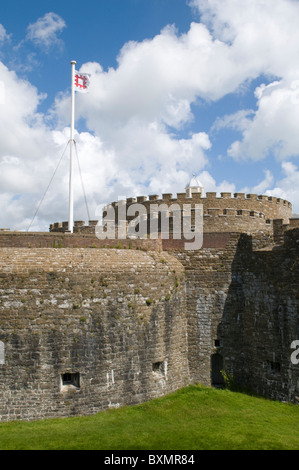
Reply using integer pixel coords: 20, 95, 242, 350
74, 71, 91, 93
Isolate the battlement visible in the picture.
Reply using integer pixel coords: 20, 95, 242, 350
50, 189, 292, 237
109, 192, 292, 226
1, 175, 298, 423
110, 191, 292, 206
50, 190, 291, 237
49, 220, 98, 234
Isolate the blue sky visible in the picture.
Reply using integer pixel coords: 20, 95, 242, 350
1, 0, 299, 231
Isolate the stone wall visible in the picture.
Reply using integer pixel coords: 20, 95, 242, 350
0, 249, 189, 421
110, 191, 292, 233
0, 231, 161, 250
172, 233, 241, 385
0, 228, 298, 422
50, 192, 292, 235
171, 230, 299, 403
218, 229, 299, 403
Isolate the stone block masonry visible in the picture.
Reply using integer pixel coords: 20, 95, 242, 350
172, 233, 242, 385
0, 249, 189, 421
173, 230, 299, 402
218, 229, 299, 402
0, 228, 298, 421
50, 191, 293, 236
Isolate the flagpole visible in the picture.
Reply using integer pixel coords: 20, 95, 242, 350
69, 60, 76, 233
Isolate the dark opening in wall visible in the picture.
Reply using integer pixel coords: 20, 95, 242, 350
266, 361, 281, 374
211, 353, 224, 388
152, 360, 167, 377
61, 372, 80, 389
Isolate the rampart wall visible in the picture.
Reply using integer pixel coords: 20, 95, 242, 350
0, 249, 189, 421
0, 231, 161, 250
171, 229, 299, 402
218, 229, 299, 402
0, 227, 298, 421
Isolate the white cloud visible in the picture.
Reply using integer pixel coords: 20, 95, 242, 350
3, 1, 299, 230
252, 170, 274, 194
265, 161, 299, 213
212, 109, 255, 134
224, 80, 299, 161
190, 0, 299, 162
0, 25, 11, 43
189, 0, 299, 77
61, 0, 299, 168
188, 170, 236, 197
26, 12, 66, 50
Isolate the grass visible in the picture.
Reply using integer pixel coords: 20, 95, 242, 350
0, 385, 298, 450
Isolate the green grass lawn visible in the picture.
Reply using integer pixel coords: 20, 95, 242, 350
0, 385, 298, 450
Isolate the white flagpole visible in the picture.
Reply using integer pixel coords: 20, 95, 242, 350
69, 60, 76, 233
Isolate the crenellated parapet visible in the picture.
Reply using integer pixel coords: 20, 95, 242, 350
108, 190, 292, 235
50, 190, 292, 236
49, 220, 98, 234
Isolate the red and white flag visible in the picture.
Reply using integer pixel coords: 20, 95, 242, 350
74, 71, 91, 93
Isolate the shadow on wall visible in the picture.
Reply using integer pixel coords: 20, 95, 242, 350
216, 230, 299, 402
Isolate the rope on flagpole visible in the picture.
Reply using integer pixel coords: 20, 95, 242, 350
27, 141, 69, 232
74, 140, 91, 222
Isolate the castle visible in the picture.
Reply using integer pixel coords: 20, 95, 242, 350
0, 176, 298, 422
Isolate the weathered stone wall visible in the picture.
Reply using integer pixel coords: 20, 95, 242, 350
218, 229, 299, 403
111, 191, 292, 232
171, 230, 299, 403
50, 192, 292, 235
0, 228, 298, 422
0, 231, 161, 250
172, 233, 241, 385
0, 249, 189, 421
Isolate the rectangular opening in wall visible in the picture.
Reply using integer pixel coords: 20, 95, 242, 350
152, 360, 167, 377
266, 361, 281, 374
61, 372, 80, 389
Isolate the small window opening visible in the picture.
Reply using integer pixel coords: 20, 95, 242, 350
152, 360, 167, 377
214, 339, 220, 348
61, 372, 80, 389
266, 361, 281, 374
